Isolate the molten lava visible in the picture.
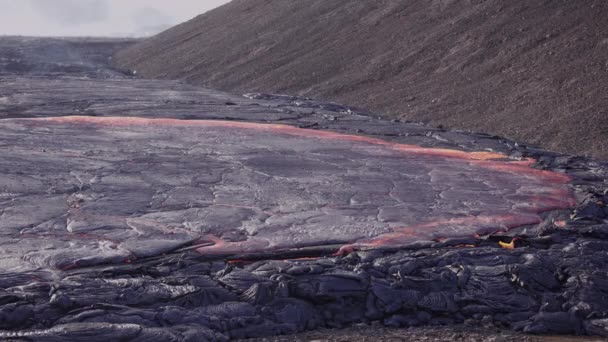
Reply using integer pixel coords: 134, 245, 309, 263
499, 239, 518, 250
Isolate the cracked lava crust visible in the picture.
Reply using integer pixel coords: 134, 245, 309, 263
0, 115, 574, 271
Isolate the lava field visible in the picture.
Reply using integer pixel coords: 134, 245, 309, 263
0, 37, 608, 341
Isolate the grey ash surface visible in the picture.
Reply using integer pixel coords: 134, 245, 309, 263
0, 37, 608, 341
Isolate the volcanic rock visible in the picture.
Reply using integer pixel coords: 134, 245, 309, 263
1, 37, 608, 341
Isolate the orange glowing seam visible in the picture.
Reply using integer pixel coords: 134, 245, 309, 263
335, 214, 540, 255
30, 116, 573, 184
32, 116, 513, 161
30, 116, 574, 186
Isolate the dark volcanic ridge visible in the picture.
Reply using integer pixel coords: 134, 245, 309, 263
1, 37, 608, 341
115, 0, 608, 160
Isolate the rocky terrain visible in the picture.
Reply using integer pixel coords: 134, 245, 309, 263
115, 0, 608, 159
1, 37, 608, 341
240, 324, 603, 342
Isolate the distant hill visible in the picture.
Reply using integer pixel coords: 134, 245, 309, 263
115, 0, 608, 159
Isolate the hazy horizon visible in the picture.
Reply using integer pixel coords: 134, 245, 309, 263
0, 0, 230, 37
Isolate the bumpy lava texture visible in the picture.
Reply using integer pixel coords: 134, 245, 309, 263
3, 115, 574, 269
0, 37, 608, 341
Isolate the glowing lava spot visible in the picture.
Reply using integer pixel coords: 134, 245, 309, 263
499, 239, 518, 250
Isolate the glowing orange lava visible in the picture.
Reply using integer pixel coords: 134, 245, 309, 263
34, 116, 512, 161
499, 239, 518, 250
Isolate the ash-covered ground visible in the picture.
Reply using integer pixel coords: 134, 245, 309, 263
1, 37, 608, 341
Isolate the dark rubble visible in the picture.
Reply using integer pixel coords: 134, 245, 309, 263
0, 37, 608, 341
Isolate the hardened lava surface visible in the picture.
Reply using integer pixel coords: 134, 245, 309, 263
1, 115, 573, 270
0, 37, 608, 341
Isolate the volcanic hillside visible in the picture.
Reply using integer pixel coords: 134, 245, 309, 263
115, 0, 608, 159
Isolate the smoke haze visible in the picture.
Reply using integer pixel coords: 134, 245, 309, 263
0, 0, 230, 37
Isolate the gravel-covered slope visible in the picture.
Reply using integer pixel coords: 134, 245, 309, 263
115, 0, 608, 159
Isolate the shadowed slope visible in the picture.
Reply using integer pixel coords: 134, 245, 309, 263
115, 0, 608, 159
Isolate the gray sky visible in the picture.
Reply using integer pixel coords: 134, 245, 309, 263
0, 0, 230, 37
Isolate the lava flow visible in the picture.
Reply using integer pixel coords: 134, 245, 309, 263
5, 36, 608, 339
6, 116, 576, 264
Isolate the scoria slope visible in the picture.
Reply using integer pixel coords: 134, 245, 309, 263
115, 0, 608, 159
